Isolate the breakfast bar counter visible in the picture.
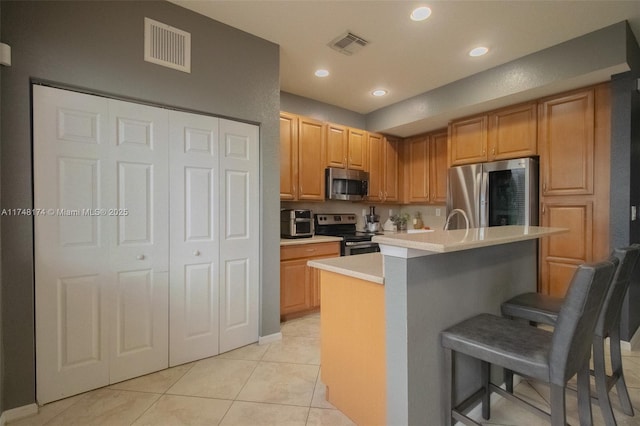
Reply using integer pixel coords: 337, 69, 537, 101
309, 225, 565, 425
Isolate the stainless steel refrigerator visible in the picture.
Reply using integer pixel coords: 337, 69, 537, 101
446, 157, 539, 230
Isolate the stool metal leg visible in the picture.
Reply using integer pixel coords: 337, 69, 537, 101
444, 348, 453, 426
610, 327, 634, 416
550, 384, 566, 426
593, 335, 616, 426
481, 361, 490, 420
504, 368, 514, 393
577, 359, 594, 426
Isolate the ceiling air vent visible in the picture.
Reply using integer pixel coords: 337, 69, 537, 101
144, 18, 191, 73
328, 31, 369, 56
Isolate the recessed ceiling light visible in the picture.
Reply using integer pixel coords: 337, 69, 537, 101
315, 69, 330, 77
469, 47, 489, 57
372, 89, 388, 97
410, 6, 432, 21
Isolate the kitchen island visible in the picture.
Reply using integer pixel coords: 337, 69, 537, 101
309, 225, 565, 425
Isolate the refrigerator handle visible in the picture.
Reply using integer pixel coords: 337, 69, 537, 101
480, 169, 488, 227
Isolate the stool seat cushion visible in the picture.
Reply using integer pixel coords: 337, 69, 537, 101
441, 313, 553, 382
501, 293, 563, 326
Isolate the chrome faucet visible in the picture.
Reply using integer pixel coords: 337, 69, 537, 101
443, 208, 470, 231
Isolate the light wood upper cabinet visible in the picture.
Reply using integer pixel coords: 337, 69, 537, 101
280, 112, 298, 200
347, 128, 367, 170
448, 115, 488, 166
368, 133, 399, 203
326, 123, 348, 168
383, 136, 400, 202
367, 133, 384, 202
539, 89, 595, 196
280, 112, 325, 201
488, 102, 537, 160
404, 134, 429, 203
429, 131, 448, 204
449, 102, 537, 166
402, 130, 447, 204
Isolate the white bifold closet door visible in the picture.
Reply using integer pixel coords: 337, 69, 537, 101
33, 85, 259, 404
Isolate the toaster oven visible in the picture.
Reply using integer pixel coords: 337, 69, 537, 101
280, 209, 314, 238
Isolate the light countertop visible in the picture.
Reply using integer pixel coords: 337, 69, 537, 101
308, 253, 383, 285
280, 235, 343, 246
373, 225, 567, 257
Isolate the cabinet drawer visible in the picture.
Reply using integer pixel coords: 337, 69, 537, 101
281, 242, 340, 261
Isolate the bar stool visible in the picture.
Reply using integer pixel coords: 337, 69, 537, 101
501, 245, 640, 426
440, 259, 617, 426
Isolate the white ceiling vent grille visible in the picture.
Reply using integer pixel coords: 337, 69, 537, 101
144, 18, 191, 73
328, 31, 369, 56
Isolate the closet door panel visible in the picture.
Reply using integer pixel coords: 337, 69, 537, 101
34, 86, 111, 404
169, 111, 220, 366
107, 99, 169, 383
218, 119, 259, 353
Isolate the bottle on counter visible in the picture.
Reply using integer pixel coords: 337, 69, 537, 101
413, 212, 424, 229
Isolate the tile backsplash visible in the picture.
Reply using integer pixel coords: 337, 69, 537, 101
280, 201, 446, 232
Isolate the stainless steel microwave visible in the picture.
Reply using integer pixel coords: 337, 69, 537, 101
325, 167, 369, 201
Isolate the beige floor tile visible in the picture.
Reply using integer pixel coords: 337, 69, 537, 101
620, 356, 640, 388
167, 358, 257, 399
219, 401, 308, 426
311, 374, 335, 410
474, 381, 550, 426
44, 388, 159, 426
7, 394, 83, 426
218, 342, 270, 361
109, 363, 193, 393
262, 336, 320, 365
281, 316, 320, 338
132, 394, 232, 426
237, 361, 318, 406
306, 407, 356, 426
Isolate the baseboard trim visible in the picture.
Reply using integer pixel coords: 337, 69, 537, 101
621, 326, 640, 352
258, 332, 282, 345
0, 403, 39, 426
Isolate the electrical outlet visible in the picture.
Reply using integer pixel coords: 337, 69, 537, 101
435, 208, 441, 217
632, 206, 637, 221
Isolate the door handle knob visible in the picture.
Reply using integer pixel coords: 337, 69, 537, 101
136, 254, 145, 260
193, 250, 201, 256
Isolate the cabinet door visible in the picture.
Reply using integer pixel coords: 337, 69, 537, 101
280, 259, 311, 315
280, 112, 298, 200
383, 136, 400, 202
448, 115, 488, 166
539, 89, 594, 196
367, 133, 384, 202
539, 200, 593, 297
488, 102, 537, 160
298, 117, 326, 200
406, 135, 429, 203
347, 128, 367, 171
326, 123, 347, 168
429, 131, 448, 204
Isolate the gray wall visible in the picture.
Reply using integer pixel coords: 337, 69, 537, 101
281, 91, 366, 129
0, 0, 3, 416
611, 73, 640, 341
1, 0, 280, 410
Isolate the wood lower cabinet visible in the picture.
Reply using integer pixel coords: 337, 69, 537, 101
540, 200, 593, 296
280, 112, 326, 201
280, 241, 340, 320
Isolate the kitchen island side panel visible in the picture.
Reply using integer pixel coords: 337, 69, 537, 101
384, 239, 537, 425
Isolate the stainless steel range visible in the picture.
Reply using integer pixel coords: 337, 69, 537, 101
314, 213, 380, 256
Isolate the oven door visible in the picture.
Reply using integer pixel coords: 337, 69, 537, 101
343, 240, 380, 256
